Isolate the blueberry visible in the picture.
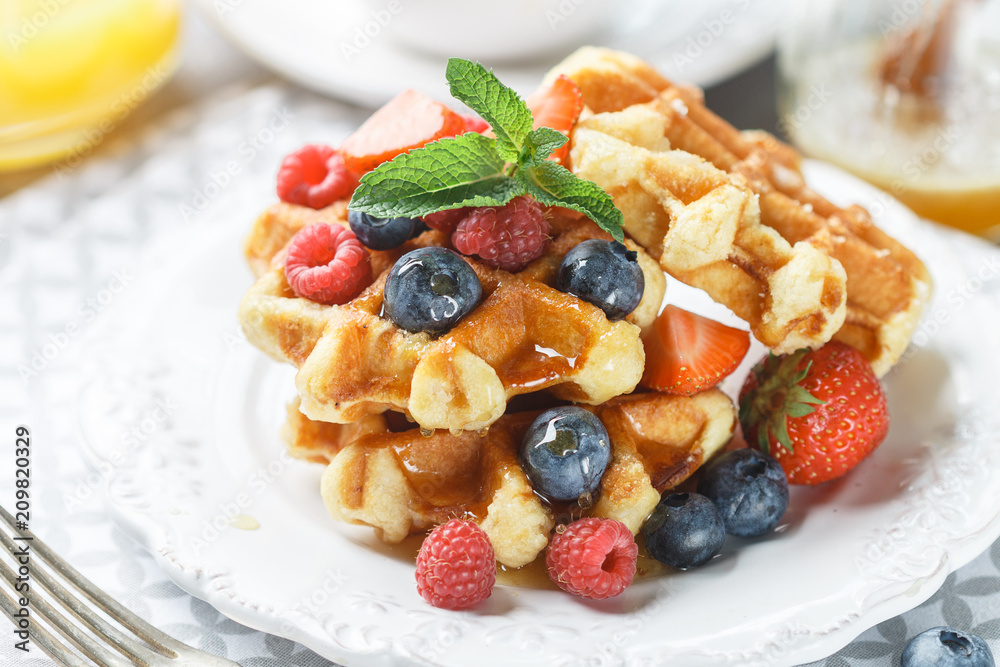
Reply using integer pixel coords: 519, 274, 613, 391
383, 247, 481, 334
642, 492, 725, 569
556, 239, 644, 321
348, 210, 419, 250
902, 627, 995, 667
697, 449, 789, 537
519, 406, 611, 503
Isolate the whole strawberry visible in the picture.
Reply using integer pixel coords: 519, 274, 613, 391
739, 341, 889, 485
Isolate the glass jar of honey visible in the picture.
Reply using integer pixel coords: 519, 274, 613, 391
777, 0, 1000, 238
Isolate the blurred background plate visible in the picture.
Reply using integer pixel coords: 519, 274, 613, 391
192, 0, 787, 105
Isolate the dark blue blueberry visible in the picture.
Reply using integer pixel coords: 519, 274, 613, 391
901, 627, 995, 667
642, 492, 725, 570
556, 239, 644, 321
519, 406, 611, 503
348, 210, 419, 250
383, 247, 481, 334
696, 448, 789, 537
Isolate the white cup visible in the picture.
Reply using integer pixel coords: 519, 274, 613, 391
370, 0, 618, 63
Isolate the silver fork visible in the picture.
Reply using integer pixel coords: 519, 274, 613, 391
0, 505, 241, 666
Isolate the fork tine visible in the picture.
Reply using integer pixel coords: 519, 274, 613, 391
0, 556, 132, 667
0, 506, 242, 667
0, 523, 160, 666
0, 582, 89, 667
0, 506, 186, 656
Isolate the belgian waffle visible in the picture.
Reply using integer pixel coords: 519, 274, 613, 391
238, 202, 667, 432
570, 105, 848, 354
283, 390, 736, 568
551, 47, 932, 375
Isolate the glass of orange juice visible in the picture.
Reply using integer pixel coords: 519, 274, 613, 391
0, 0, 181, 171
777, 0, 1000, 239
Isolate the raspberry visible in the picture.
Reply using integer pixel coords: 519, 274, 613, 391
422, 207, 469, 235
415, 519, 496, 610
452, 196, 549, 272
546, 517, 637, 600
276, 144, 358, 209
284, 223, 372, 305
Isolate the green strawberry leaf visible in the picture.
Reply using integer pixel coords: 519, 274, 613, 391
349, 133, 523, 218
771, 412, 794, 452
446, 58, 532, 163
516, 161, 625, 242
739, 350, 827, 455
519, 127, 569, 167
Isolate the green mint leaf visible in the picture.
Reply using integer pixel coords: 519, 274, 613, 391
446, 58, 532, 163
349, 133, 523, 218
516, 161, 625, 242
519, 127, 568, 167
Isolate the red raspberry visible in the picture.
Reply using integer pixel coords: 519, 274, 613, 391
546, 518, 637, 600
284, 223, 372, 305
422, 207, 470, 235
415, 519, 496, 610
276, 144, 358, 209
452, 196, 549, 272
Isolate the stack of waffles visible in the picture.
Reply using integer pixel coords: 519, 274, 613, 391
237, 48, 930, 569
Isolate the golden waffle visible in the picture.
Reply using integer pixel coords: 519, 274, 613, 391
570, 106, 848, 354
551, 47, 932, 375
239, 202, 667, 433
283, 389, 736, 568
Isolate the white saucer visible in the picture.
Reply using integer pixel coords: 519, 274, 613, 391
192, 0, 787, 106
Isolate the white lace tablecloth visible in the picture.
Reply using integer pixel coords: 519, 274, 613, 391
3, 12, 1000, 667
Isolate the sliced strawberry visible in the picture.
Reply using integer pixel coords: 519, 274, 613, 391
640, 305, 751, 396
340, 89, 466, 174
526, 74, 583, 164
460, 114, 489, 134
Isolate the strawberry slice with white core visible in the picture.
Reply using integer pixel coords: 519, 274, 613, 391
526, 74, 584, 164
339, 89, 466, 174
641, 305, 751, 396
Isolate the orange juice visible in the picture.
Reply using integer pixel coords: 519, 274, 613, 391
0, 0, 180, 170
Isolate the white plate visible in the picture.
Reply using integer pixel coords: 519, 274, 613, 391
75, 161, 1000, 667
192, 0, 787, 106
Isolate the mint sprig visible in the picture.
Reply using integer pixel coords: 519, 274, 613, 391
348, 58, 624, 242
446, 58, 532, 164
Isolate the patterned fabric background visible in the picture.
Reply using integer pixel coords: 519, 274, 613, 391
2, 19, 1000, 667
